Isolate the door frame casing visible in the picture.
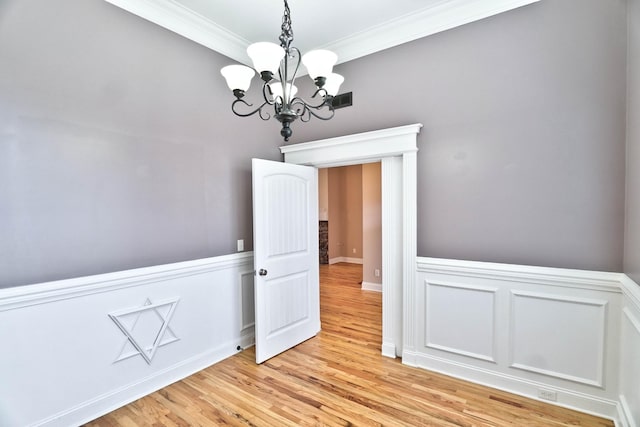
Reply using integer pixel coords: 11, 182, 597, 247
280, 123, 422, 358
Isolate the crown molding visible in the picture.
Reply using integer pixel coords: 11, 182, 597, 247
104, 0, 540, 65
104, 0, 251, 65
321, 0, 541, 64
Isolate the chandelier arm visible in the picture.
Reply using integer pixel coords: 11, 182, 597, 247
290, 93, 331, 111
305, 106, 335, 121
287, 47, 301, 88
290, 98, 335, 122
261, 82, 278, 106
231, 98, 271, 121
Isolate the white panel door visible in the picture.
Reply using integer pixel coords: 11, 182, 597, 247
252, 158, 319, 364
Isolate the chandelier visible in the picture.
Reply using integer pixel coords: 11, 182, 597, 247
220, 0, 344, 142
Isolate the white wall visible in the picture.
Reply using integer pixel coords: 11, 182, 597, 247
0, 253, 255, 427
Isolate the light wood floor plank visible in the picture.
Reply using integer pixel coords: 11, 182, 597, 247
86, 263, 613, 426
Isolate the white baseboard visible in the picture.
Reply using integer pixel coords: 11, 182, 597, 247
361, 281, 382, 292
329, 257, 363, 265
381, 342, 397, 359
240, 327, 256, 350
51, 339, 250, 427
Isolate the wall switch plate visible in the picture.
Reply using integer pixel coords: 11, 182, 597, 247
538, 389, 557, 401
237, 239, 244, 252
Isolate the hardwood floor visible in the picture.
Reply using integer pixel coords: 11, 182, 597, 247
86, 263, 613, 426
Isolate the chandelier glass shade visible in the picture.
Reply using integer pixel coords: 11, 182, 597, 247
220, 0, 344, 141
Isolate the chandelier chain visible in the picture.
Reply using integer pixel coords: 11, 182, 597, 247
279, 0, 294, 50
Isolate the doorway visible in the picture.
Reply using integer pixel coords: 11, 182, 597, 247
319, 164, 382, 288
280, 123, 422, 359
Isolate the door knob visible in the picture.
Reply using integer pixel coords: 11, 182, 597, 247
258, 269, 268, 276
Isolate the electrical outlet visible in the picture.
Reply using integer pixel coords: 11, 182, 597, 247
538, 389, 557, 402
352, 248, 356, 254
237, 239, 244, 252
374, 269, 380, 277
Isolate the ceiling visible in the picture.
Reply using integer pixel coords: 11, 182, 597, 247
104, 0, 540, 67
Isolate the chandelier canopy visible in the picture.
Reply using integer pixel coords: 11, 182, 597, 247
220, 0, 344, 141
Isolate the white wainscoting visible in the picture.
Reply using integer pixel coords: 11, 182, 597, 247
619, 275, 640, 427
412, 258, 625, 425
0, 252, 255, 427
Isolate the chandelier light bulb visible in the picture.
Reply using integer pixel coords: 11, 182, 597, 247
247, 42, 285, 78
302, 50, 338, 81
323, 73, 344, 97
220, 65, 255, 93
269, 81, 298, 101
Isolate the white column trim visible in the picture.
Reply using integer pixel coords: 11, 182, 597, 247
401, 151, 418, 361
281, 124, 422, 359
382, 156, 403, 358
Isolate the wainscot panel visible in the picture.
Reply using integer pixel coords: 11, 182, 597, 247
619, 275, 640, 427
412, 258, 624, 425
0, 252, 255, 427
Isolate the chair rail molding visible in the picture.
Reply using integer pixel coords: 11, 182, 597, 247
281, 123, 422, 359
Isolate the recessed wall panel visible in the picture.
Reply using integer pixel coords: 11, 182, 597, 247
425, 281, 497, 362
510, 291, 606, 386
240, 271, 255, 331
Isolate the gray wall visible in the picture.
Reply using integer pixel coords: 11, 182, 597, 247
0, 0, 630, 288
293, 0, 628, 272
0, 0, 283, 288
626, 0, 640, 284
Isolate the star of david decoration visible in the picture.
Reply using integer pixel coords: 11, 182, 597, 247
109, 298, 180, 364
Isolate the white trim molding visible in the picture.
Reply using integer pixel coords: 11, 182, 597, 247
362, 281, 382, 292
0, 252, 254, 312
109, 297, 181, 364
321, 0, 540, 64
329, 257, 363, 265
620, 274, 640, 311
282, 124, 422, 360
103, 0, 540, 66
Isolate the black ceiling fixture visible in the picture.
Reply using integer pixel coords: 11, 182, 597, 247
220, 0, 344, 141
